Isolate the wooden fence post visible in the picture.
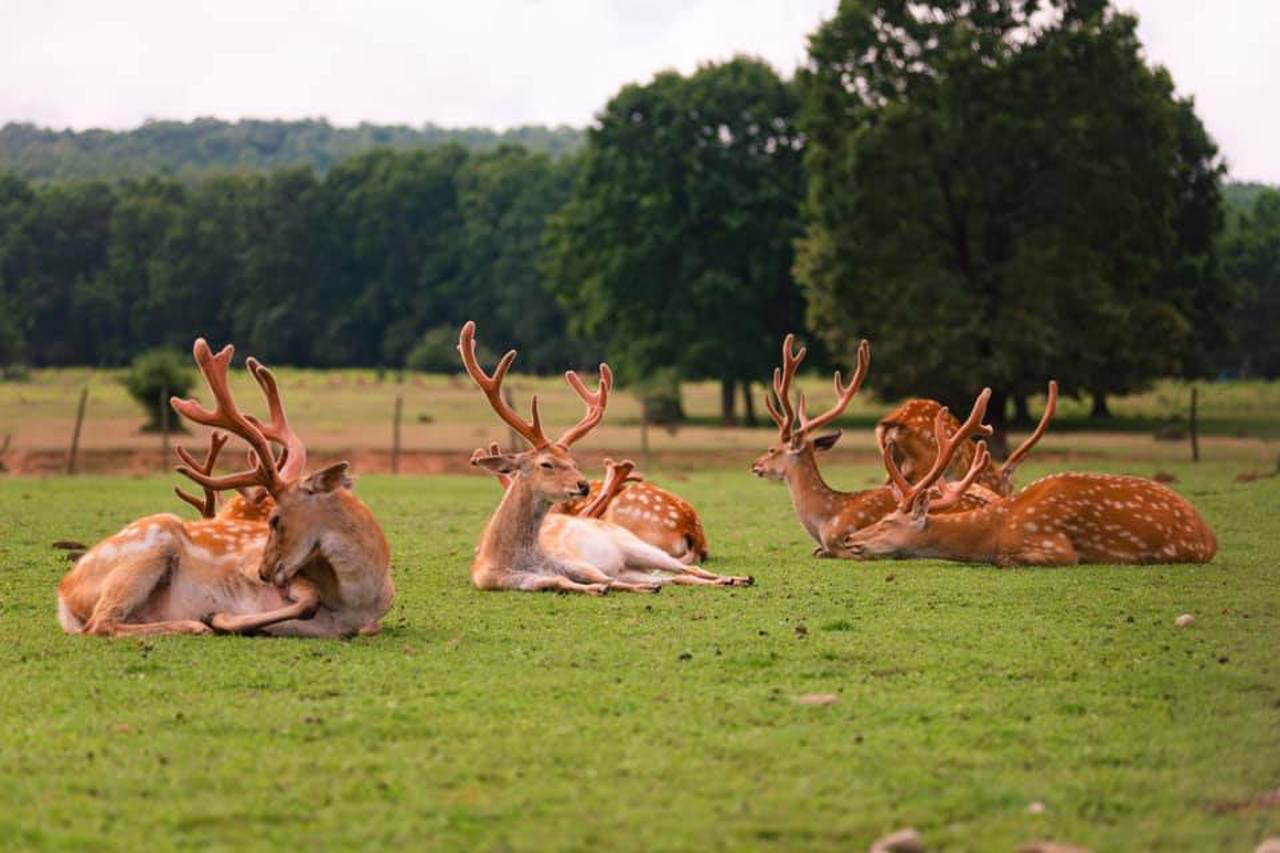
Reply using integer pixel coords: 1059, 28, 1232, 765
1189, 386, 1200, 463
391, 393, 403, 475
67, 387, 88, 475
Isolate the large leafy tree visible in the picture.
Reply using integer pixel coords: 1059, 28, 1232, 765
797, 0, 1225, 432
1222, 187, 1280, 378
548, 57, 806, 423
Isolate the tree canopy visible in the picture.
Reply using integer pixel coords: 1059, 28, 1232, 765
547, 56, 807, 422
796, 0, 1226, 430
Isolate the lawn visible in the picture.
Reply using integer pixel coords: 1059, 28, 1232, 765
0, 460, 1277, 851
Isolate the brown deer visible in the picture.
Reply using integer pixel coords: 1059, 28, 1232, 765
843, 385, 1218, 566
479, 446, 710, 564
57, 339, 394, 636
751, 334, 994, 557
459, 321, 751, 594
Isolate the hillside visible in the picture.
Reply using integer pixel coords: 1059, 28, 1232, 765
0, 118, 584, 180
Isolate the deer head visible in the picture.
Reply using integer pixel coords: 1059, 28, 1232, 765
458, 321, 611, 505
843, 388, 995, 559
751, 333, 870, 480
170, 338, 363, 586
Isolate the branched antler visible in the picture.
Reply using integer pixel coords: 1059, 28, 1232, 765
173, 431, 229, 518
765, 334, 870, 443
883, 388, 994, 512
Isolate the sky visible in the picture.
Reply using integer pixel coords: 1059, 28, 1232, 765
1, 0, 1276, 182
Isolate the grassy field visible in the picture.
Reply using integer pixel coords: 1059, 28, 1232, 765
0, 459, 1277, 851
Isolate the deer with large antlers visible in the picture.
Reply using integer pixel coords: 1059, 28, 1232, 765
843, 384, 1218, 566
751, 334, 996, 557
477, 446, 711, 564
459, 322, 751, 594
57, 339, 393, 636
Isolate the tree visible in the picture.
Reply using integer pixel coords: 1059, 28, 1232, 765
1222, 187, 1280, 378
548, 57, 806, 423
796, 0, 1225, 435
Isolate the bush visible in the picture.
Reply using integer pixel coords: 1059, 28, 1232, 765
407, 325, 494, 374
632, 368, 685, 425
125, 348, 195, 432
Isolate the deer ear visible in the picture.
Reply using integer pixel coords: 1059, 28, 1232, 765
301, 462, 353, 494
472, 453, 521, 476
908, 492, 930, 530
812, 431, 842, 452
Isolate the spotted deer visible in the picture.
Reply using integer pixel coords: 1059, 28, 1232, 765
751, 334, 993, 557
479, 444, 710, 564
57, 339, 394, 636
843, 386, 1218, 566
459, 321, 751, 594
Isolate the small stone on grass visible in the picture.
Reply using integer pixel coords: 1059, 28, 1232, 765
1175, 613, 1195, 627
869, 827, 923, 853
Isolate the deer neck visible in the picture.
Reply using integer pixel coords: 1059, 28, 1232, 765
300, 492, 393, 610
476, 474, 552, 567
912, 503, 1005, 562
783, 448, 845, 541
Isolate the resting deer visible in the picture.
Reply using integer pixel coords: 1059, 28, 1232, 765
751, 334, 994, 557
57, 339, 394, 636
479, 445, 710, 564
459, 321, 751, 594
843, 385, 1218, 566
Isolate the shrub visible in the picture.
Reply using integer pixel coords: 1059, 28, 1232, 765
125, 348, 195, 432
407, 325, 494, 374
633, 368, 685, 425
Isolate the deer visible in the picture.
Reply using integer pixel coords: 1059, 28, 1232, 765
477, 444, 710, 564
458, 321, 752, 594
57, 338, 394, 637
751, 334, 996, 557
842, 384, 1218, 566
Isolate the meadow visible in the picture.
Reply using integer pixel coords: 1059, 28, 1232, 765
0, 457, 1277, 851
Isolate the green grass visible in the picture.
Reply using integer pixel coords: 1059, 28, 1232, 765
0, 462, 1277, 851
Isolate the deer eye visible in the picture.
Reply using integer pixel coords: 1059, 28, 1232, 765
539, 461, 554, 470
269, 515, 281, 531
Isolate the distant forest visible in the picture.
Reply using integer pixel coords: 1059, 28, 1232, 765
0, 119, 585, 180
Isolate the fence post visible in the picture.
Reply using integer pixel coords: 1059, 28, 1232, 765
67, 387, 89, 475
391, 393, 403, 475
1189, 386, 1200, 463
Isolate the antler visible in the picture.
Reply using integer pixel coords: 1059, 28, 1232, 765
884, 388, 994, 512
578, 457, 636, 518
458, 321, 550, 449
997, 380, 1058, 492
557, 364, 612, 448
926, 441, 992, 512
458, 321, 612, 450
244, 357, 307, 483
173, 431, 229, 518
169, 339, 286, 496
764, 334, 805, 441
765, 334, 871, 442
797, 338, 871, 436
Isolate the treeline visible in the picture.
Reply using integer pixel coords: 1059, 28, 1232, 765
0, 145, 597, 372
0, 119, 584, 181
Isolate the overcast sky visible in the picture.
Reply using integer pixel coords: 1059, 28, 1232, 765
2, 1, 1275, 182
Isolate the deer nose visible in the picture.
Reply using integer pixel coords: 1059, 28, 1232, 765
576, 480, 590, 496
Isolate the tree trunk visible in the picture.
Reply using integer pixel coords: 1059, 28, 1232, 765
1012, 391, 1031, 427
720, 379, 737, 426
1090, 390, 1112, 419
741, 380, 757, 427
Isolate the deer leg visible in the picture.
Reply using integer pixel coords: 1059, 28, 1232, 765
514, 574, 610, 595
1001, 533, 1079, 567
204, 577, 322, 634
559, 560, 661, 595
620, 540, 754, 587
83, 552, 213, 637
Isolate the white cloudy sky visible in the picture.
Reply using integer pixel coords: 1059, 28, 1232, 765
1, 0, 1276, 181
